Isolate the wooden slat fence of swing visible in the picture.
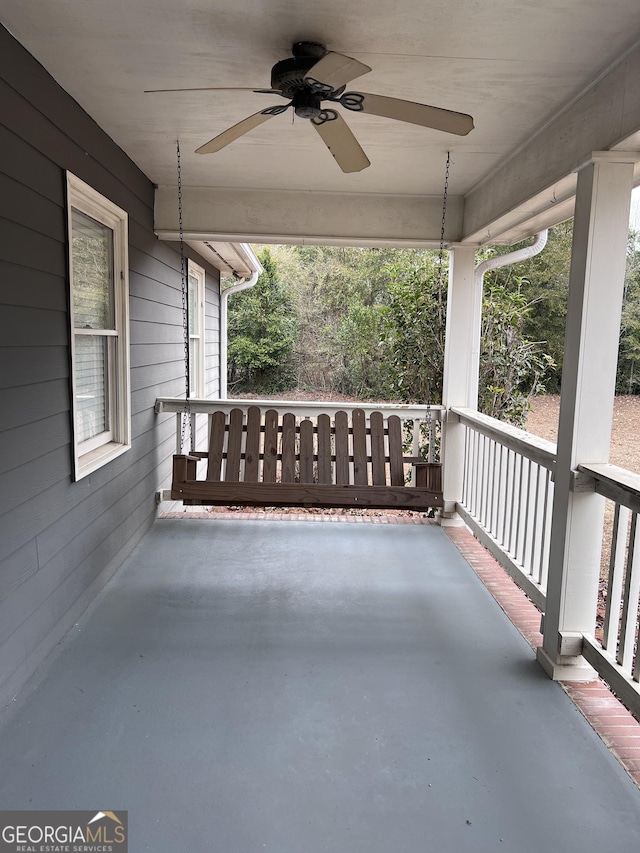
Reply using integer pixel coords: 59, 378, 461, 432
171, 405, 443, 509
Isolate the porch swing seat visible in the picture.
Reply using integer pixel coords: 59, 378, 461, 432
171, 405, 443, 510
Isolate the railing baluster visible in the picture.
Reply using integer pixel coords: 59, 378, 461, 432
190, 412, 197, 453
470, 428, 476, 515
507, 454, 520, 557
618, 512, 640, 672
493, 444, 502, 537
410, 418, 420, 486
482, 438, 493, 529
472, 432, 480, 518
529, 464, 541, 580
603, 503, 629, 652
427, 415, 436, 464
504, 449, 512, 550
539, 471, 552, 590
482, 437, 492, 527
487, 441, 498, 536
500, 449, 511, 547
479, 432, 485, 519
474, 430, 482, 517
521, 459, 532, 574
462, 425, 470, 506
517, 455, 526, 562
498, 444, 506, 540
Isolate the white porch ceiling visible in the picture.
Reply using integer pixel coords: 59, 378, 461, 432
3, 1, 640, 244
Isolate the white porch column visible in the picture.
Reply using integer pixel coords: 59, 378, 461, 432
440, 245, 479, 521
537, 153, 636, 680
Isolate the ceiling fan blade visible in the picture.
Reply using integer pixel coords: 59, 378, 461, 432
145, 86, 281, 94
195, 109, 279, 154
305, 52, 371, 93
313, 114, 370, 173
353, 92, 474, 136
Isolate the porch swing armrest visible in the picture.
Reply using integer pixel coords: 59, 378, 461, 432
171, 454, 204, 505
172, 453, 199, 484
413, 461, 443, 492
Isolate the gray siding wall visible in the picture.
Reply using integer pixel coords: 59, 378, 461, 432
0, 27, 220, 706
205, 276, 221, 399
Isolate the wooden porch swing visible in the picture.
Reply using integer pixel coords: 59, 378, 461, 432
171, 405, 443, 509
167, 143, 446, 512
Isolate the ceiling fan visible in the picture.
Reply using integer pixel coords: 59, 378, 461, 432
146, 41, 474, 173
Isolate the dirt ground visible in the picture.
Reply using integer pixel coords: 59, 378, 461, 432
526, 394, 640, 473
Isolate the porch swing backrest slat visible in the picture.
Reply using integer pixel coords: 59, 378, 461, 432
244, 405, 261, 482
317, 413, 332, 485
206, 410, 226, 482
335, 410, 350, 485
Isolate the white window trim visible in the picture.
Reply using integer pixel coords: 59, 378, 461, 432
67, 172, 131, 480
188, 260, 206, 398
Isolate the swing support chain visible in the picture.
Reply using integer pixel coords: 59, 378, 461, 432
177, 139, 192, 453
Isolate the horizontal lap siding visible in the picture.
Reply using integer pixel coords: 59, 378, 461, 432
0, 25, 220, 706
205, 275, 221, 400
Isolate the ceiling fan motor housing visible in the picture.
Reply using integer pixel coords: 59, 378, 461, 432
292, 90, 324, 119
271, 42, 328, 96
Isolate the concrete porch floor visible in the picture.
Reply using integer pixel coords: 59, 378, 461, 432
1, 518, 639, 851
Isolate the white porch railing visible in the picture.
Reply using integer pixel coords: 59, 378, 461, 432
451, 407, 556, 611
577, 463, 640, 717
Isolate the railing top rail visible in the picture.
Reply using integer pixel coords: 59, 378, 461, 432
578, 462, 640, 513
156, 397, 445, 420
451, 406, 557, 471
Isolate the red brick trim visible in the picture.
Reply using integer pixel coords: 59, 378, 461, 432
160, 509, 436, 524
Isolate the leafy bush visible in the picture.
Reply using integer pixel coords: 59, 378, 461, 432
227, 248, 298, 393
479, 280, 555, 425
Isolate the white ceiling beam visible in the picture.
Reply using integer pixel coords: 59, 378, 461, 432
155, 187, 464, 248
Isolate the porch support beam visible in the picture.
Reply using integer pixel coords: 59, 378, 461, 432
440, 245, 478, 520
155, 186, 464, 248
537, 153, 636, 680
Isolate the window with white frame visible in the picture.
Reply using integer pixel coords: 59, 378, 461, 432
67, 173, 131, 480
188, 261, 205, 397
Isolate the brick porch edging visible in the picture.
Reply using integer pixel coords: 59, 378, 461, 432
161, 509, 436, 524
445, 525, 640, 789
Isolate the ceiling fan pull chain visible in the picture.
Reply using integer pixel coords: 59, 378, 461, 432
177, 139, 192, 453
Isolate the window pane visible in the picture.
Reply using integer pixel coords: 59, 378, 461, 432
72, 209, 114, 329
75, 335, 110, 442
188, 272, 198, 335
